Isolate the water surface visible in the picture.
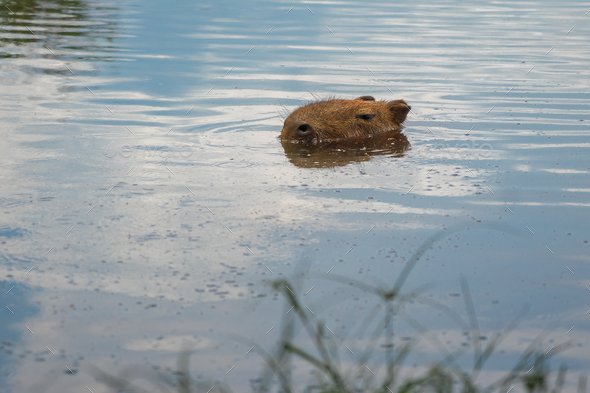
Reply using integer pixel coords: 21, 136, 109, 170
1, 0, 589, 391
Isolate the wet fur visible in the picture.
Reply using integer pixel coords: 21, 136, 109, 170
280, 96, 411, 143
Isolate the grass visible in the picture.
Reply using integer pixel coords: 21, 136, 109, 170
257, 278, 576, 393
94, 228, 586, 393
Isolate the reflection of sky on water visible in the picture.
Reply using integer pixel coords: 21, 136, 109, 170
1, 0, 590, 391
0, 282, 39, 389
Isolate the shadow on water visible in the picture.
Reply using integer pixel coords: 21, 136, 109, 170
280, 132, 410, 168
0, 0, 118, 61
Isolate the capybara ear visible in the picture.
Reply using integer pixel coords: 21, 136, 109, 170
355, 96, 375, 101
387, 100, 411, 124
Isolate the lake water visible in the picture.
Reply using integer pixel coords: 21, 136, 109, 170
1, 0, 589, 392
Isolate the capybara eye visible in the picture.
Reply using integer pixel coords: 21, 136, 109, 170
356, 113, 375, 121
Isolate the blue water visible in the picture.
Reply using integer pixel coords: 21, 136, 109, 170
1, 0, 589, 391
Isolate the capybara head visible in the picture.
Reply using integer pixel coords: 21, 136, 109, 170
280, 96, 411, 144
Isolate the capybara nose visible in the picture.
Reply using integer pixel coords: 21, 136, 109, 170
296, 123, 312, 137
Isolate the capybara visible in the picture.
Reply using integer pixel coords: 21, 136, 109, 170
280, 96, 411, 144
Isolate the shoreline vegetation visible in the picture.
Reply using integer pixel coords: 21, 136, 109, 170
93, 275, 584, 393
94, 229, 587, 393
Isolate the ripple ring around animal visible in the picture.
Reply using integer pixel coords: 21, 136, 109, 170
280, 96, 411, 144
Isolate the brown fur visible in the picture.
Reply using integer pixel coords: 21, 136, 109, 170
280, 96, 411, 144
